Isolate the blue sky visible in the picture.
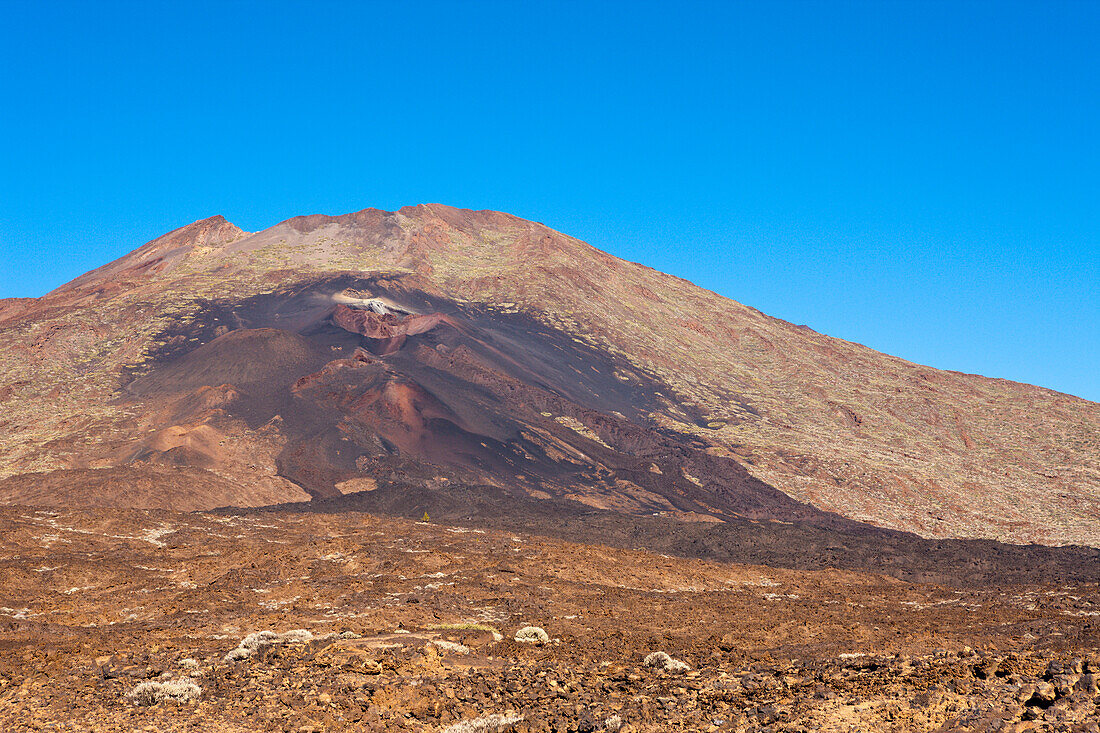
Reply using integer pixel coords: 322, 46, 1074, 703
1, 1, 1097, 401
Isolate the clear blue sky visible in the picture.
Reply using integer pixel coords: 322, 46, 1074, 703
1, 1, 1097, 401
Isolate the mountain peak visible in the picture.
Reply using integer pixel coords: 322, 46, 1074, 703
48, 215, 249, 296
148, 214, 248, 249
7, 206, 1099, 547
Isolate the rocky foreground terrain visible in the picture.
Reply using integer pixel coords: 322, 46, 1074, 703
1, 506, 1098, 732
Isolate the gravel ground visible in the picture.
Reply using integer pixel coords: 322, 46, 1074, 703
0, 507, 1097, 731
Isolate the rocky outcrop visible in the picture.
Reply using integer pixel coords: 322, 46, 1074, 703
331, 304, 450, 354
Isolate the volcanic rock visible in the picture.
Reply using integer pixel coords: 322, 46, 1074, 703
0, 204, 1096, 549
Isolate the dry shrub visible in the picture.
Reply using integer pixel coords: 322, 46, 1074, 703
514, 626, 549, 644
224, 628, 315, 662
441, 713, 524, 733
128, 677, 202, 706
431, 640, 471, 655
643, 651, 690, 673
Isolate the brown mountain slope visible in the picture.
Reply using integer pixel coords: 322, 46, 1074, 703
0, 204, 1096, 544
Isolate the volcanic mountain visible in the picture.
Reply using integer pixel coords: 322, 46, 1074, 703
0, 205, 1097, 545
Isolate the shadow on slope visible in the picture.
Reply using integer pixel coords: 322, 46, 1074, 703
118, 275, 841, 522
247, 481, 1100, 588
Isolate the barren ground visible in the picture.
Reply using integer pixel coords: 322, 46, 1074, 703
1, 507, 1097, 732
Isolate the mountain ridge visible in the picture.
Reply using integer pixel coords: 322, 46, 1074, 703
1, 204, 1096, 546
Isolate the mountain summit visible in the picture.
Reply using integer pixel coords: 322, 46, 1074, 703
1, 204, 1097, 545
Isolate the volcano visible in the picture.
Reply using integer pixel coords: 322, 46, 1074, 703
0, 204, 1097, 546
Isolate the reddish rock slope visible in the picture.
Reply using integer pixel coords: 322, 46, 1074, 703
0, 205, 1096, 544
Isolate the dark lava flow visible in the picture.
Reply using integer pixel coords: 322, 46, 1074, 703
123, 275, 1100, 588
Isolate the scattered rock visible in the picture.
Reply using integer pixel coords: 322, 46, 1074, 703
1053, 674, 1079, 697
1025, 681, 1057, 707
1077, 673, 1099, 697
975, 657, 1000, 679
